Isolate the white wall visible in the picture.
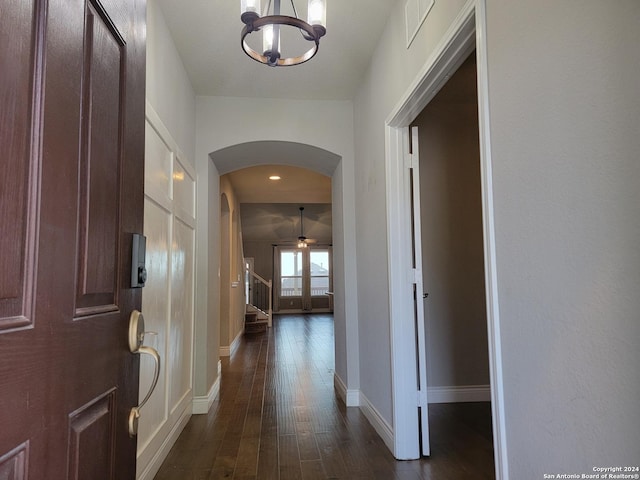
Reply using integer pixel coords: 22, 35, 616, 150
146, 0, 196, 165
355, 0, 640, 474
206, 163, 221, 390
484, 1, 640, 476
219, 176, 246, 352
141, 2, 198, 479
195, 96, 359, 395
219, 193, 231, 350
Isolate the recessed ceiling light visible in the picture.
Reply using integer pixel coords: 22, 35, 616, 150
269, 175, 281, 180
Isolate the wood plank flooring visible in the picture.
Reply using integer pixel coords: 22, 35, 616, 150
153, 314, 495, 480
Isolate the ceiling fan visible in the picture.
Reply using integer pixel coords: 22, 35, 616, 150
297, 206, 317, 247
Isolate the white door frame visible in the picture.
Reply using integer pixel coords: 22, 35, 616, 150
384, 1, 509, 478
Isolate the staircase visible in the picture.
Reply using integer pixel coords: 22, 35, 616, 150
244, 267, 272, 334
244, 307, 269, 334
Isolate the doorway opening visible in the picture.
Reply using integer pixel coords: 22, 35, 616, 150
384, 3, 507, 478
224, 165, 333, 316
210, 141, 350, 384
410, 52, 494, 472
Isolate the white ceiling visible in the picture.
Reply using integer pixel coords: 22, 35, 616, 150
240, 203, 332, 243
155, 0, 396, 100
225, 165, 331, 204
224, 164, 332, 243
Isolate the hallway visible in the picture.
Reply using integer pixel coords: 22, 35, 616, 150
154, 315, 495, 479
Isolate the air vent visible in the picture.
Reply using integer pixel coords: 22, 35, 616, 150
405, 0, 435, 48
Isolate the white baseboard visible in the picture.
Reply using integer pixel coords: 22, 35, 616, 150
136, 399, 192, 480
333, 373, 360, 407
192, 361, 222, 414
359, 391, 394, 453
219, 329, 243, 357
427, 384, 491, 403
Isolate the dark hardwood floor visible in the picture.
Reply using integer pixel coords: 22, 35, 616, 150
153, 314, 495, 480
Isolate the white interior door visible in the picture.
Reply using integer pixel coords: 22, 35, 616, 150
409, 125, 431, 456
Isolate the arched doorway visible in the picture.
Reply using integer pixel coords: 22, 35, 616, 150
207, 140, 359, 405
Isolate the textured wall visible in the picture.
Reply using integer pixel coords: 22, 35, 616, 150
485, 0, 640, 475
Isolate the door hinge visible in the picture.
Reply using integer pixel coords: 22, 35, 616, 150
404, 151, 414, 169
417, 389, 428, 407
411, 268, 422, 285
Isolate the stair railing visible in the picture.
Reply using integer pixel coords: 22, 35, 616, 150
246, 267, 273, 327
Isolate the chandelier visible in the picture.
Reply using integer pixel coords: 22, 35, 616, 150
240, 0, 327, 67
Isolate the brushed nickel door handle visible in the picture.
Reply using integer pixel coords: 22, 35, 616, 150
127, 310, 161, 437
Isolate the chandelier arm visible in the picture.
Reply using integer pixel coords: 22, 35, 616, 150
289, 0, 299, 19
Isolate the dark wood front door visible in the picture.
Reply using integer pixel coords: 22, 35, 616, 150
0, 0, 146, 478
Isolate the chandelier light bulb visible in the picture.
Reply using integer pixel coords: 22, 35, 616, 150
262, 24, 281, 65
307, 0, 326, 28
241, 0, 261, 22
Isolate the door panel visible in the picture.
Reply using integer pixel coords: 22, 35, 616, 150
143, 125, 173, 206
169, 218, 194, 407
0, 442, 29, 480
0, 0, 48, 475
67, 390, 117, 480
0, 0, 146, 477
76, 1, 124, 315
77, 2, 124, 307
173, 162, 195, 219
0, 0, 40, 331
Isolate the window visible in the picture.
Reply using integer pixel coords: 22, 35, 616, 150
277, 247, 332, 311
310, 250, 330, 296
280, 250, 302, 297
